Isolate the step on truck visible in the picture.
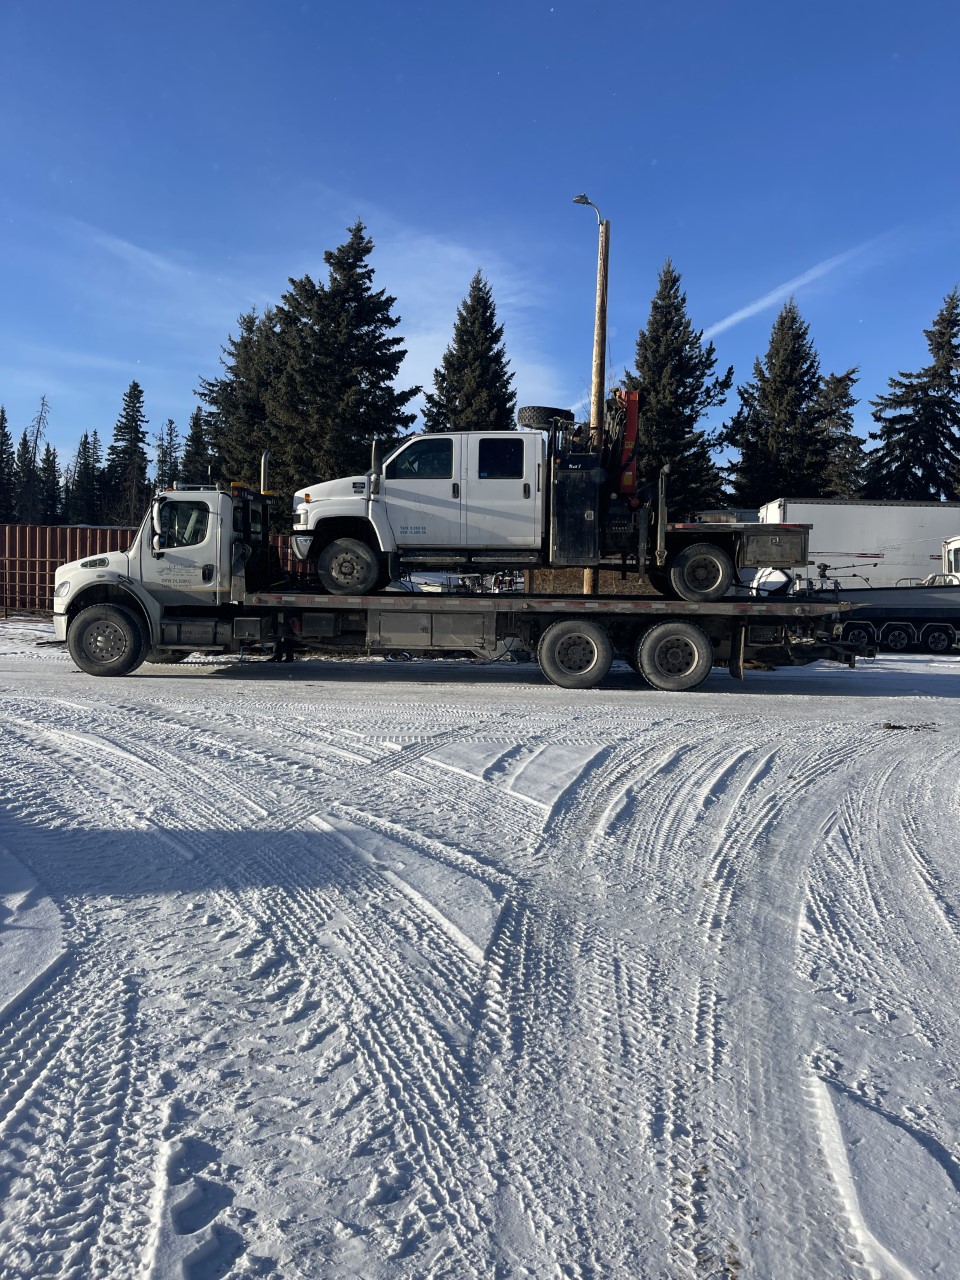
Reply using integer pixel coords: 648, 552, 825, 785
290, 395, 812, 603
53, 472, 856, 692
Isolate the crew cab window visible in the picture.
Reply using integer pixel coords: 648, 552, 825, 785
160, 501, 210, 547
386, 437, 452, 480
478, 437, 524, 479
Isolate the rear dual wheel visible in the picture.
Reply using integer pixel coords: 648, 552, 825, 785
634, 621, 713, 692
537, 619, 613, 689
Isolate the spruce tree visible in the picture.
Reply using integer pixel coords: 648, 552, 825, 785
422, 271, 516, 432
68, 432, 102, 523
13, 430, 39, 523
722, 300, 826, 506
104, 380, 150, 525
0, 406, 15, 522
863, 287, 960, 500
623, 260, 732, 513
811, 370, 865, 497
37, 443, 61, 523
154, 418, 182, 488
180, 406, 217, 484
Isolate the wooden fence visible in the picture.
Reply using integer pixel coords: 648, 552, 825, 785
0, 524, 299, 614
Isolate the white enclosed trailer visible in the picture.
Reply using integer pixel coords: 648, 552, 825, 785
758, 498, 960, 588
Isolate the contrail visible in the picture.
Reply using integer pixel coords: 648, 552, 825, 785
703, 239, 877, 340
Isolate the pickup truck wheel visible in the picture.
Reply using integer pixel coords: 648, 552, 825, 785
667, 542, 734, 603
882, 625, 912, 652
67, 604, 148, 677
518, 405, 576, 427
637, 621, 713, 691
924, 627, 952, 653
537, 619, 613, 689
317, 538, 382, 594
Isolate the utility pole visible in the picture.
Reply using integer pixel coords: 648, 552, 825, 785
574, 195, 610, 595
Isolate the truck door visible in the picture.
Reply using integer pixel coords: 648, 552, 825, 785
464, 433, 541, 547
383, 435, 463, 545
139, 494, 221, 605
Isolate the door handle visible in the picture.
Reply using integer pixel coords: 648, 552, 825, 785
452, 482, 460, 498
523, 482, 531, 498
202, 563, 215, 583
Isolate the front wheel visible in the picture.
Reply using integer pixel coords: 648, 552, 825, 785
667, 542, 734, 603
636, 621, 713, 691
537, 619, 613, 689
67, 604, 148, 676
316, 537, 383, 594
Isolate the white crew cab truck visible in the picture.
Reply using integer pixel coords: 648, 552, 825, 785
291, 401, 811, 603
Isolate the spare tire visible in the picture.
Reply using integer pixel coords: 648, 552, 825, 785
518, 405, 576, 427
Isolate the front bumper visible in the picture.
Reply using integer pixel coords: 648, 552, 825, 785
54, 614, 68, 642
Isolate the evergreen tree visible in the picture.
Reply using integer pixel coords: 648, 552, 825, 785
180, 406, 216, 483
722, 299, 827, 506
103, 380, 150, 525
811, 370, 865, 497
0, 406, 15, 522
154, 418, 181, 488
623, 260, 732, 513
67, 432, 102, 523
422, 271, 516, 432
863, 288, 960, 500
37, 443, 61, 523
199, 223, 419, 504
12, 430, 39, 523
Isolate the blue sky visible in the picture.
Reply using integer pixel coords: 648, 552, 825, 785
1, 0, 957, 468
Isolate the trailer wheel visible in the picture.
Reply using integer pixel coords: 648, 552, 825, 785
67, 604, 148, 677
636, 621, 713, 692
882, 625, 912, 652
924, 627, 953, 653
537, 619, 613, 689
843, 623, 874, 648
667, 542, 734, 603
317, 537, 383, 594
518, 405, 576, 427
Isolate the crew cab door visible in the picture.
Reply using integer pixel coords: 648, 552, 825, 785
464, 433, 541, 547
140, 493, 222, 605
382, 435, 463, 545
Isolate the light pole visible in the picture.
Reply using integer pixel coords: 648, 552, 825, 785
574, 194, 610, 595
573, 194, 610, 450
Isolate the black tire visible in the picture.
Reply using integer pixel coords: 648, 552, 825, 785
883, 625, 912, 653
144, 651, 189, 664
843, 624, 874, 648
636, 621, 713, 692
67, 604, 148, 677
924, 627, 953, 653
316, 537, 383, 594
667, 542, 735, 603
537, 619, 613, 689
518, 405, 576, 427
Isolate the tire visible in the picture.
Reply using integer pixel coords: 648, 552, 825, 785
537, 619, 613, 689
518, 405, 576, 428
316, 537, 383, 594
67, 604, 148, 677
636, 621, 713, 692
843, 623, 874, 648
882, 625, 912, 653
924, 627, 953, 654
144, 651, 189, 664
667, 542, 735, 603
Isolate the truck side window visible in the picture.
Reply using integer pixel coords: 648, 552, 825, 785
160, 501, 210, 547
477, 437, 524, 479
386, 438, 452, 481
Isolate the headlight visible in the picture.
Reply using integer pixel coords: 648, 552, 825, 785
54, 580, 71, 598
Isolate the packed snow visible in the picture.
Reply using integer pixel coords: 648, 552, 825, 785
0, 616, 958, 1279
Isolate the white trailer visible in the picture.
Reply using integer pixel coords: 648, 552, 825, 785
758, 498, 960, 588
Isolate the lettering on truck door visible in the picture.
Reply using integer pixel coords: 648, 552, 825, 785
140, 496, 220, 605
383, 435, 463, 545
464, 433, 540, 547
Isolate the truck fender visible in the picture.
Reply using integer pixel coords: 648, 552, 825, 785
308, 508, 396, 554
66, 579, 160, 647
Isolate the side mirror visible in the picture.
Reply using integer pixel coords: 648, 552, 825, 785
150, 500, 166, 558
151, 533, 167, 558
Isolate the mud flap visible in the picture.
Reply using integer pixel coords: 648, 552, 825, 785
729, 624, 745, 681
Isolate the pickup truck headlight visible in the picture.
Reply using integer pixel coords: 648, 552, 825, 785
54, 580, 71, 598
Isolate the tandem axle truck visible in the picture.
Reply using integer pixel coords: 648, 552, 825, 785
53, 475, 855, 692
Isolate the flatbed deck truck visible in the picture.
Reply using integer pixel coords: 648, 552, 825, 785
53, 478, 855, 692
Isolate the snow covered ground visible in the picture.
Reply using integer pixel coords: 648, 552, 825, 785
1, 616, 958, 1279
